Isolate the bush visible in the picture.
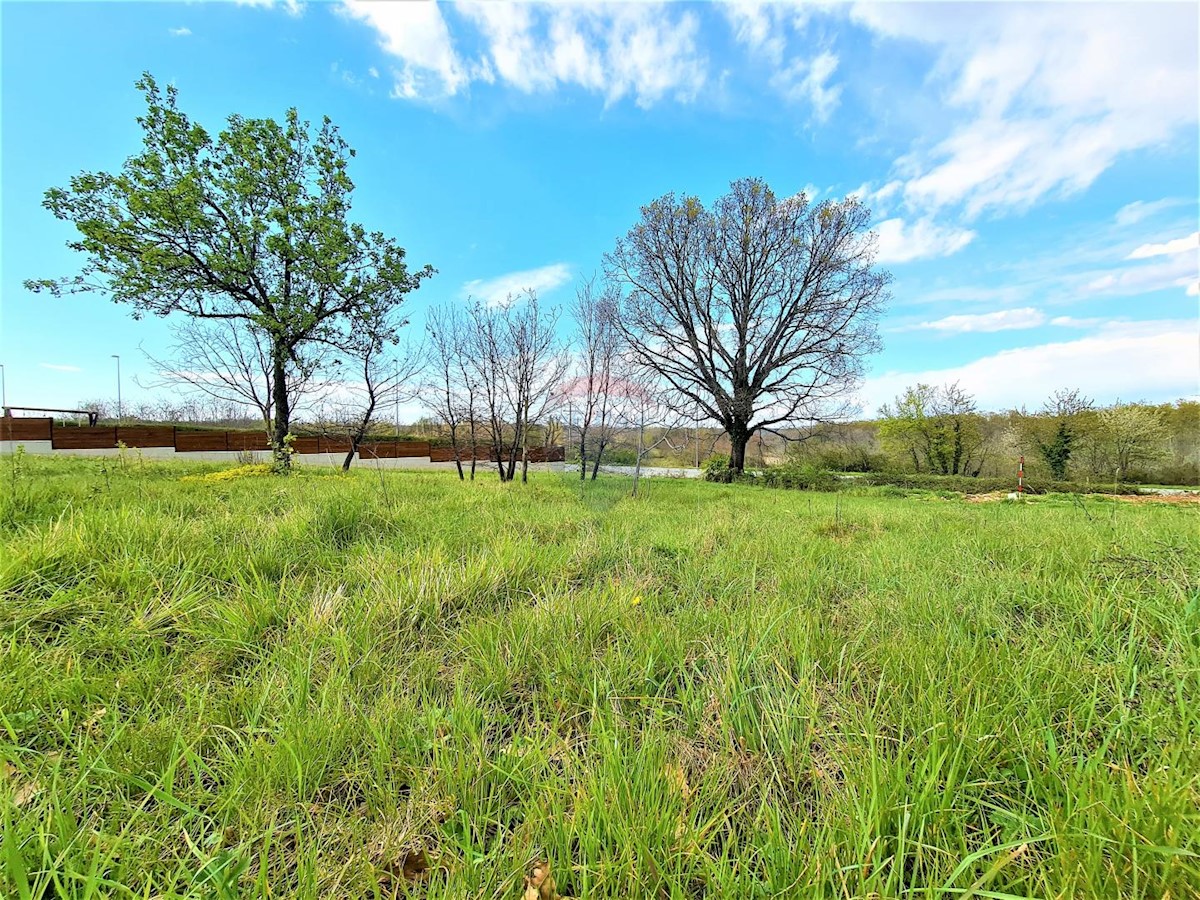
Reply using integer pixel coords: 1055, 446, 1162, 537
703, 454, 737, 483
856, 472, 1141, 495
1140, 463, 1200, 487
757, 464, 840, 492
706, 467, 1151, 496
796, 446, 890, 473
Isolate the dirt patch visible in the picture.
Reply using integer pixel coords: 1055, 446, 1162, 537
1112, 492, 1200, 505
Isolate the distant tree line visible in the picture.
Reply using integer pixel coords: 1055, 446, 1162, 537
791, 387, 1198, 486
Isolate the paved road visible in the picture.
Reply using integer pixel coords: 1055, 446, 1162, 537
595, 465, 704, 479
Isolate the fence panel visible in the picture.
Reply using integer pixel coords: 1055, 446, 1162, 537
52, 427, 119, 450
174, 431, 229, 452
1, 417, 53, 441
227, 431, 270, 451
291, 437, 321, 455
116, 426, 175, 448
360, 440, 431, 459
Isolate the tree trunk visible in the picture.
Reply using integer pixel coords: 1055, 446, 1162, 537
590, 439, 606, 480
343, 395, 375, 472
270, 341, 291, 469
468, 415, 478, 481
632, 419, 644, 497
728, 423, 750, 474
450, 423, 464, 480
506, 419, 520, 482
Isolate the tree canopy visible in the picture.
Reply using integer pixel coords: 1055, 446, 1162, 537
26, 73, 432, 463
606, 177, 890, 472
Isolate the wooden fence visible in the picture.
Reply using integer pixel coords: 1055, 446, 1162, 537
1, 418, 53, 442
3, 416, 564, 462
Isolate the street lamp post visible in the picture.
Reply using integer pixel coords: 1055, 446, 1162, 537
111, 355, 122, 426
1, 363, 7, 414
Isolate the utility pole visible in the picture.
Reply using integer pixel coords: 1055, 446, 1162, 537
1, 363, 7, 414
111, 354, 122, 426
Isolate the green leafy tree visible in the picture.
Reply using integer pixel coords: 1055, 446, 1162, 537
1031, 389, 1093, 479
879, 382, 986, 476
25, 74, 432, 466
1099, 401, 1169, 479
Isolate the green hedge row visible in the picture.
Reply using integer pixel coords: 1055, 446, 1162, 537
853, 473, 1140, 495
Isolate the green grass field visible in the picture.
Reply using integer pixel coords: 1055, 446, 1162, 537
1, 456, 1197, 898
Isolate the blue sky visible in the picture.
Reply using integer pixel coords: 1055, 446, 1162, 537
2, 0, 1197, 418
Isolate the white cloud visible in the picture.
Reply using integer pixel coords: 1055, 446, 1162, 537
1126, 231, 1200, 260
1115, 198, 1190, 227
873, 217, 976, 264
770, 51, 841, 121
342, 1, 708, 107
39, 363, 82, 373
1049, 315, 1112, 329
462, 262, 572, 307
340, 0, 470, 99
168, 26, 191, 37
904, 307, 1045, 334
1083, 252, 1198, 296
722, 2, 842, 119
235, 0, 301, 16
860, 322, 1198, 411
854, 3, 1199, 217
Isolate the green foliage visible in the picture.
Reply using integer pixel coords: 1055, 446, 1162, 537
1099, 402, 1170, 476
1036, 419, 1075, 480
702, 453, 737, 483
25, 73, 432, 460
856, 472, 1141, 495
1, 456, 1197, 897
755, 464, 841, 492
878, 382, 985, 476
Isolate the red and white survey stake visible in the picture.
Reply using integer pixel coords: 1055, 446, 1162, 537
1018, 455, 1025, 495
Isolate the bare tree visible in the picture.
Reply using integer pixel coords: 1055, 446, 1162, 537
503, 292, 569, 483
466, 292, 568, 483
606, 178, 890, 473
616, 374, 688, 497
425, 304, 475, 480
332, 313, 423, 471
466, 300, 512, 480
141, 316, 328, 438
566, 276, 624, 480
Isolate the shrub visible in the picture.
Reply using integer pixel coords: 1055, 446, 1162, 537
856, 472, 1141, 495
757, 464, 840, 492
703, 454, 736, 483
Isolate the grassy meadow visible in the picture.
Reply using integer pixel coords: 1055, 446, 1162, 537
1, 456, 1197, 898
